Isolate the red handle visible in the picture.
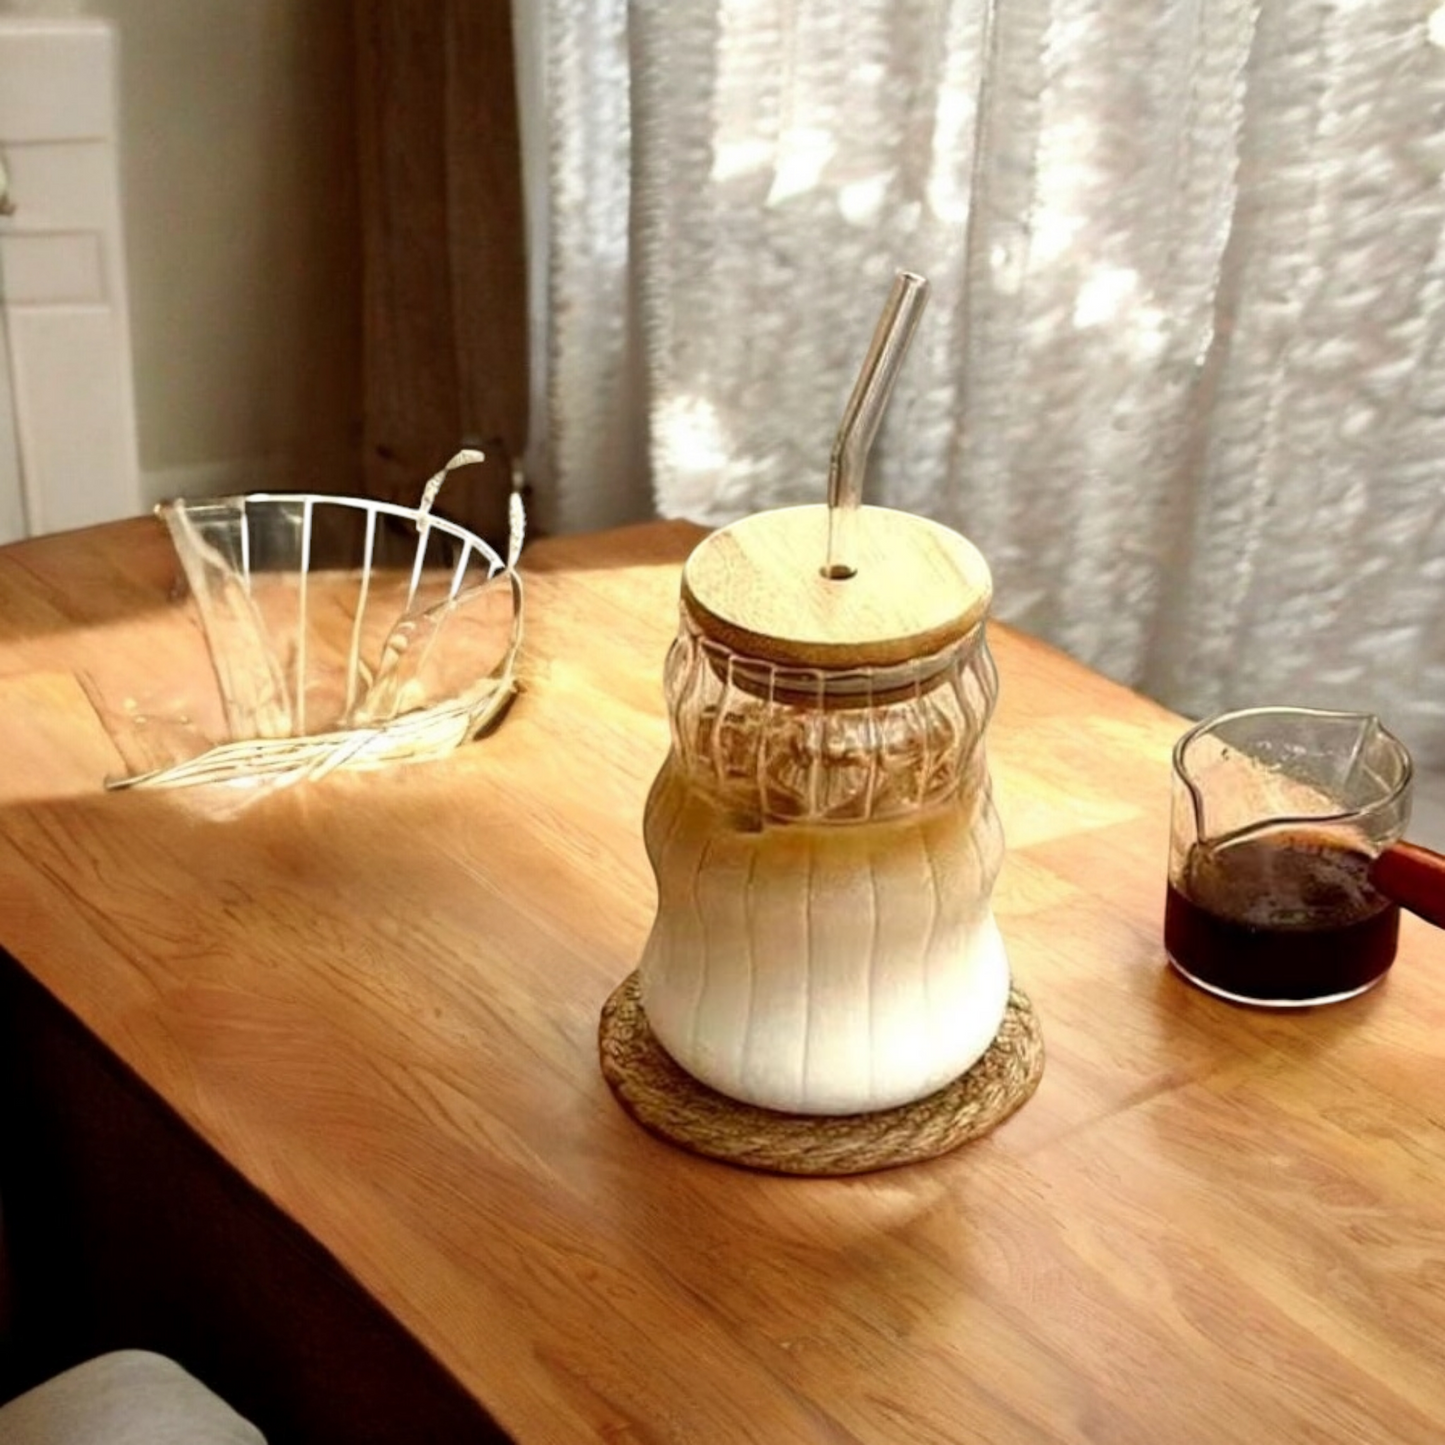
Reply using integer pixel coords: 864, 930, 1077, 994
1372, 841, 1445, 931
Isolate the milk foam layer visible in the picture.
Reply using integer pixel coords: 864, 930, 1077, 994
639, 760, 1010, 1114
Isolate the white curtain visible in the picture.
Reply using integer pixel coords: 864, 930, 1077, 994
518, 0, 1445, 769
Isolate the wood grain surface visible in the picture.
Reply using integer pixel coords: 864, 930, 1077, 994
682, 504, 992, 668
3, 516, 1445, 1443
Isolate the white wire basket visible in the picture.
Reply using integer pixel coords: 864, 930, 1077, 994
109, 450, 524, 791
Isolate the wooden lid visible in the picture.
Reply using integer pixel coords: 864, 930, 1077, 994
681, 504, 992, 669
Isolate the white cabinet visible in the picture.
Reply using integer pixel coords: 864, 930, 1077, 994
0, 18, 140, 541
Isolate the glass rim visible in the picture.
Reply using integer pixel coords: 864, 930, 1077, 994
1172, 704, 1414, 848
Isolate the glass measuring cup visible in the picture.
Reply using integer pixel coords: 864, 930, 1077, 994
1165, 706, 1412, 1006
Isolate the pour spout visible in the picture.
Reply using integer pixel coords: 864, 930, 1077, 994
825, 270, 930, 580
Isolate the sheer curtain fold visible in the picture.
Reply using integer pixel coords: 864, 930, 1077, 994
522, 0, 1445, 765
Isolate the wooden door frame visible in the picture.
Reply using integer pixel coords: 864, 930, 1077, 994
353, 0, 529, 547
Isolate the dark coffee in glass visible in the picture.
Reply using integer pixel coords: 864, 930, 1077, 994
1166, 707, 1411, 1008
1165, 831, 1400, 1004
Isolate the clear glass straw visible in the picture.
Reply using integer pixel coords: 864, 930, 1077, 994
824, 270, 930, 579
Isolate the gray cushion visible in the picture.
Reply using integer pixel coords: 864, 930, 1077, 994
0, 1351, 263, 1445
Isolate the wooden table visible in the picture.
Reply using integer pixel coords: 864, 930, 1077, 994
1, 516, 1444, 1444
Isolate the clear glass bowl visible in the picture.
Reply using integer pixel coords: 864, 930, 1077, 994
109, 452, 524, 791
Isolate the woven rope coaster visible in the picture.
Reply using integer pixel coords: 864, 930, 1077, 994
598, 972, 1044, 1176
